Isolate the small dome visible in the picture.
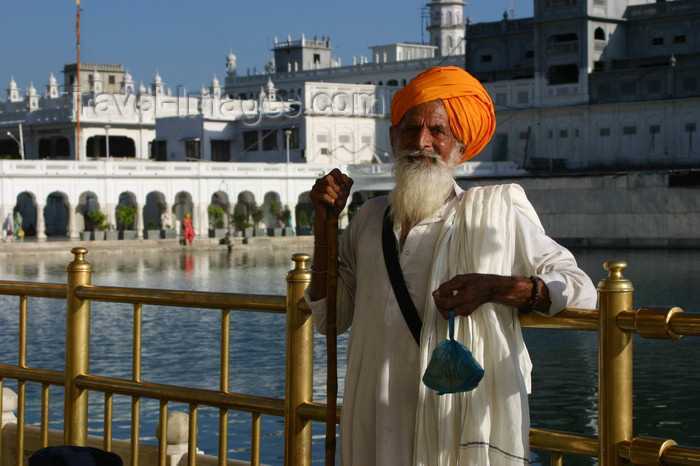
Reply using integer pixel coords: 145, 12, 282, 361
227, 48, 236, 62
138, 81, 147, 94
123, 69, 133, 82
153, 71, 162, 83
92, 69, 101, 80
26, 82, 37, 96
48, 72, 57, 85
212, 74, 219, 87
9, 76, 17, 89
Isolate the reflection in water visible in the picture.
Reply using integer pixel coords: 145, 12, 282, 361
1, 247, 699, 465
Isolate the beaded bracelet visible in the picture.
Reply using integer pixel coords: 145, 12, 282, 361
520, 276, 539, 314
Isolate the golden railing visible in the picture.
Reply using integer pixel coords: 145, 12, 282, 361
0, 249, 700, 465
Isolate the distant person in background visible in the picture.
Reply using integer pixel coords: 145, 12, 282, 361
13, 211, 23, 242
182, 213, 195, 245
3, 213, 13, 242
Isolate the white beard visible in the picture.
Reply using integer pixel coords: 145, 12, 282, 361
389, 148, 458, 227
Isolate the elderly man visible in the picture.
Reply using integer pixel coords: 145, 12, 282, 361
306, 66, 597, 465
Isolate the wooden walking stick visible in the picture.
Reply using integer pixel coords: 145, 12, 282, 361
325, 206, 339, 466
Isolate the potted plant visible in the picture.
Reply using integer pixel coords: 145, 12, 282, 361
116, 204, 137, 240
281, 205, 293, 237
104, 223, 118, 240
268, 200, 283, 237
251, 207, 265, 237
208, 205, 227, 238
231, 208, 247, 238
161, 222, 176, 239
145, 219, 160, 239
296, 210, 312, 236
87, 209, 107, 240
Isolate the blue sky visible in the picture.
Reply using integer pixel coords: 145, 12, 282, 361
1, 1, 533, 95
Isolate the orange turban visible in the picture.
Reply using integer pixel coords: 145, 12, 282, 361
390, 66, 496, 163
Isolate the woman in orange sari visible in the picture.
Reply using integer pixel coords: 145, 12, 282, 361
182, 213, 195, 245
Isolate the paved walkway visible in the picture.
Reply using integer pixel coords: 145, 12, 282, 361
0, 234, 315, 257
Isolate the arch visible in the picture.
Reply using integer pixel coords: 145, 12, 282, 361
173, 191, 194, 228
594, 27, 605, 41
386, 79, 399, 86
209, 190, 230, 229
44, 191, 69, 237
16, 192, 38, 237
116, 191, 138, 231
295, 192, 313, 230
144, 191, 167, 230
263, 191, 282, 228
77, 191, 100, 232
38, 137, 70, 158
86, 135, 136, 158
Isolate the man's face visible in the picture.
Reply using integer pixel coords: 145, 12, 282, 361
389, 100, 465, 165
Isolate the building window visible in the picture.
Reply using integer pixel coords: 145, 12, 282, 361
647, 80, 661, 94
184, 139, 201, 160
548, 130, 553, 139
339, 135, 351, 144
317, 134, 328, 143
593, 61, 605, 72
594, 27, 605, 41
154, 140, 167, 161
211, 140, 230, 162
547, 64, 579, 85
525, 50, 534, 59
600, 128, 610, 137
547, 33, 578, 55
313, 54, 321, 64
673, 35, 686, 44
243, 131, 259, 152
682, 77, 698, 92
651, 37, 664, 46
495, 93, 507, 106
622, 126, 637, 135
262, 129, 278, 151
519, 131, 529, 140
517, 91, 529, 104
560, 129, 568, 138
481, 55, 492, 63
361, 135, 372, 144
109, 76, 116, 85
320, 148, 329, 155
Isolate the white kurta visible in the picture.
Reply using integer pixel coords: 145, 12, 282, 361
306, 183, 597, 466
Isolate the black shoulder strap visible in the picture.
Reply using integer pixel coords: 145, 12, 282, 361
382, 206, 422, 345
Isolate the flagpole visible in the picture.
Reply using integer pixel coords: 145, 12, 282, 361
76, 0, 81, 161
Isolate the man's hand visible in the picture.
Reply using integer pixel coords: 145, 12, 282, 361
432, 273, 550, 319
308, 169, 353, 301
310, 169, 354, 224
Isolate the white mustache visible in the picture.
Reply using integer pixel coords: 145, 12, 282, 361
396, 149, 442, 161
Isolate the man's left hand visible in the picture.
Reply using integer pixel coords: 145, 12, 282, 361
432, 273, 499, 319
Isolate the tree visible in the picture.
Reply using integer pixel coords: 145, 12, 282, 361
87, 209, 106, 231
251, 207, 264, 227
116, 204, 137, 231
208, 205, 226, 228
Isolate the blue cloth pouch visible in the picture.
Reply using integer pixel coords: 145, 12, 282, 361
422, 309, 484, 395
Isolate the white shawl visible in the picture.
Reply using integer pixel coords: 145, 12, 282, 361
413, 184, 543, 466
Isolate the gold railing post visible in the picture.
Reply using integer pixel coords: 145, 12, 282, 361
64, 247, 92, 445
284, 253, 313, 466
597, 261, 634, 465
